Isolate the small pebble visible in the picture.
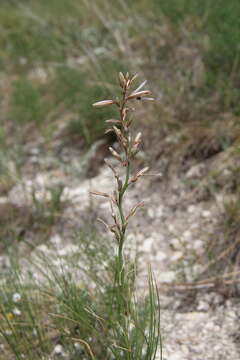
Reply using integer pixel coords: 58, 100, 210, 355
202, 210, 211, 218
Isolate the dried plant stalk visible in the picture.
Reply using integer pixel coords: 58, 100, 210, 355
91, 72, 152, 291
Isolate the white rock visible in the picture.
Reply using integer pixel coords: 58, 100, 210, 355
156, 206, 163, 218
197, 300, 210, 312
99, 201, 110, 209
19, 57, 27, 65
227, 310, 237, 319
176, 312, 208, 322
213, 344, 222, 352
168, 224, 176, 233
29, 67, 48, 83
147, 208, 155, 219
36, 244, 50, 254
58, 245, 78, 257
29, 156, 39, 164
160, 271, 176, 283
167, 351, 184, 360
202, 210, 211, 218
187, 205, 196, 213
50, 234, 62, 246
171, 251, 183, 262
5, 330, 13, 336
185, 163, 205, 179
140, 237, 154, 252
193, 239, 204, 251
29, 147, 40, 156
182, 345, 190, 356
192, 264, 204, 276
155, 251, 167, 261
0, 197, 8, 204
170, 238, 181, 249
182, 230, 192, 241
211, 292, 224, 305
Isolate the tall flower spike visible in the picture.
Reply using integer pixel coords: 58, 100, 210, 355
91, 73, 161, 359
91, 72, 153, 288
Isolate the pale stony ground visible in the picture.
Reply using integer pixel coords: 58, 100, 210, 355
0, 140, 240, 360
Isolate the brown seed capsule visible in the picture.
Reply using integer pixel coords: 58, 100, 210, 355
92, 100, 115, 108
135, 167, 149, 178
126, 201, 145, 220
133, 132, 142, 145
132, 80, 147, 93
105, 119, 122, 125
90, 191, 110, 198
113, 126, 122, 139
118, 72, 126, 88
127, 90, 151, 100
129, 73, 138, 84
109, 147, 122, 162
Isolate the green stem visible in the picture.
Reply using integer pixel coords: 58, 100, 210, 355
115, 90, 130, 284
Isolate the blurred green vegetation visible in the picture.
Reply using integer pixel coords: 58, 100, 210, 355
1, 0, 240, 149
151, 0, 240, 68
11, 78, 47, 125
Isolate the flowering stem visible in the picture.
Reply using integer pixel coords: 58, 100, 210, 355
92, 71, 151, 307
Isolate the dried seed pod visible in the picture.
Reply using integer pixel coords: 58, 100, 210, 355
109, 147, 122, 162
136, 167, 149, 177
105, 128, 114, 134
90, 190, 110, 198
130, 148, 139, 158
90, 190, 116, 204
113, 126, 122, 139
92, 100, 115, 108
129, 167, 149, 183
132, 80, 147, 93
105, 119, 122, 125
126, 201, 145, 221
141, 97, 155, 101
118, 72, 126, 88
133, 132, 142, 145
127, 90, 151, 100
129, 73, 138, 84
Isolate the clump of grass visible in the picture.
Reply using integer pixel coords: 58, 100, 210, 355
0, 264, 53, 360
